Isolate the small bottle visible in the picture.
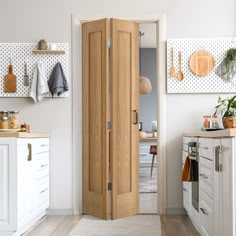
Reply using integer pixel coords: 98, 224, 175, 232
203, 115, 211, 128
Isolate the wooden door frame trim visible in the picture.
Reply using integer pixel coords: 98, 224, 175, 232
71, 14, 167, 215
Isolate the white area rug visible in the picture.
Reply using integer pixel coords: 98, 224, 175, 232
69, 215, 161, 236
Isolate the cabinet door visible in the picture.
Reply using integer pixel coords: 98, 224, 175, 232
111, 18, 139, 219
0, 138, 17, 231
214, 138, 233, 236
17, 139, 38, 225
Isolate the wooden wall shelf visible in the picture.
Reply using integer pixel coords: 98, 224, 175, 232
32, 49, 65, 55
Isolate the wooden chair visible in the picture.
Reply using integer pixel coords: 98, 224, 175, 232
149, 145, 157, 177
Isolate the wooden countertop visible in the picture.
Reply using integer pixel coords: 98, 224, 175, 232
0, 132, 49, 138
139, 137, 157, 142
183, 128, 236, 138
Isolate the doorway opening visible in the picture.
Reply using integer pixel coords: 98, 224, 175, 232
138, 23, 158, 213
71, 15, 166, 216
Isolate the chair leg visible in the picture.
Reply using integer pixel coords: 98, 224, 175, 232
150, 154, 155, 177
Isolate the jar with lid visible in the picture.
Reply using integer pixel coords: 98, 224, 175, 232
0, 111, 9, 119
9, 111, 19, 129
0, 117, 9, 129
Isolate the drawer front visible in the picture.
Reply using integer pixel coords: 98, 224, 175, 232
36, 177, 49, 206
199, 157, 213, 199
34, 157, 49, 180
32, 138, 49, 154
199, 190, 214, 236
198, 138, 214, 160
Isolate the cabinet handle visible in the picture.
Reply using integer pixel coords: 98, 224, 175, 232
200, 173, 208, 179
28, 143, 32, 161
200, 207, 208, 215
40, 144, 48, 147
215, 145, 221, 172
183, 187, 187, 192
40, 164, 48, 168
40, 188, 48, 194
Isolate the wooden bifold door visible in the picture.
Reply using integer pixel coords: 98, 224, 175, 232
82, 18, 139, 220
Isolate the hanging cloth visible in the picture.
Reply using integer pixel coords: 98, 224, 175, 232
29, 61, 49, 103
48, 62, 69, 97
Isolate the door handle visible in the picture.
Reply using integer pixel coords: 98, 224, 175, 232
28, 143, 32, 161
132, 110, 138, 125
215, 145, 221, 172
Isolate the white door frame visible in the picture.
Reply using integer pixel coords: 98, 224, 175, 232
71, 14, 167, 215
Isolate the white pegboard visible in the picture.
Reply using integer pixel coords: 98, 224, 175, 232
167, 38, 236, 93
0, 43, 69, 97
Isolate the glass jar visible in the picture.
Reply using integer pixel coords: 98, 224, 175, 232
0, 117, 9, 129
211, 115, 218, 128
203, 115, 211, 128
9, 111, 19, 129
0, 111, 9, 119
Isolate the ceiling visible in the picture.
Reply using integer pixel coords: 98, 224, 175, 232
139, 23, 156, 48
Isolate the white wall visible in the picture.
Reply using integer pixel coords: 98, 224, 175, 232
0, 0, 235, 212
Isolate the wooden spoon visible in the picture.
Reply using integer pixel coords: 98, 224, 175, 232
177, 51, 184, 81
170, 47, 176, 78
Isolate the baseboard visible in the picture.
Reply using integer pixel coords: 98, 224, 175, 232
166, 208, 186, 215
46, 209, 74, 215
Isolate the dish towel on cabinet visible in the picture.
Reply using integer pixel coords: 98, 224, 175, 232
30, 61, 49, 103
181, 156, 198, 182
47, 62, 68, 97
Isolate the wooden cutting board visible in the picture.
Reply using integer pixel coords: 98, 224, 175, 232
189, 50, 215, 76
4, 64, 16, 93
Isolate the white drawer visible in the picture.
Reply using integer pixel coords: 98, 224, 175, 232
37, 177, 49, 206
32, 138, 49, 154
199, 190, 214, 236
34, 157, 49, 180
199, 157, 213, 199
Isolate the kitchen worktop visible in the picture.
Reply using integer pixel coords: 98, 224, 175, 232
184, 128, 236, 138
0, 132, 49, 138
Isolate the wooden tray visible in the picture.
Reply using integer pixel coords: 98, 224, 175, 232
189, 50, 215, 76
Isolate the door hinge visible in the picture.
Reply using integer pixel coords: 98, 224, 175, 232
108, 182, 112, 191
107, 121, 112, 130
107, 39, 111, 48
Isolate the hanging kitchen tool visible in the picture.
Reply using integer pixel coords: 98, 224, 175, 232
23, 62, 29, 86
177, 51, 184, 81
189, 50, 215, 76
216, 48, 236, 81
4, 60, 17, 93
170, 47, 176, 78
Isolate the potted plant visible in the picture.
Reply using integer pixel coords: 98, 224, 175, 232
214, 95, 236, 128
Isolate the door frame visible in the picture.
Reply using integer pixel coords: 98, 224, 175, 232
71, 14, 167, 215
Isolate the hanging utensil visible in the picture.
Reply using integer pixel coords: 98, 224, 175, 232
4, 59, 17, 93
177, 51, 184, 81
23, 62, 29, 86
170, 47, 176, 78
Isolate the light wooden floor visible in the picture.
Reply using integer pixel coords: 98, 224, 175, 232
23, 214, 200, 236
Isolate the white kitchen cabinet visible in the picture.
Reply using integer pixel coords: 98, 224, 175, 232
183, 133, 236, 236
0, 137, 49, 236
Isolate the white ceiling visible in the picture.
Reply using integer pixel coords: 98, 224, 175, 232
139, 23, 156, 48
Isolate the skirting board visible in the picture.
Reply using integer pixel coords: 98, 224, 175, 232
46, 209, 74, 215
166, 208, 186, 215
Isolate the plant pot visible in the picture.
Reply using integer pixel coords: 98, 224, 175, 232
222, 116, 236, 128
